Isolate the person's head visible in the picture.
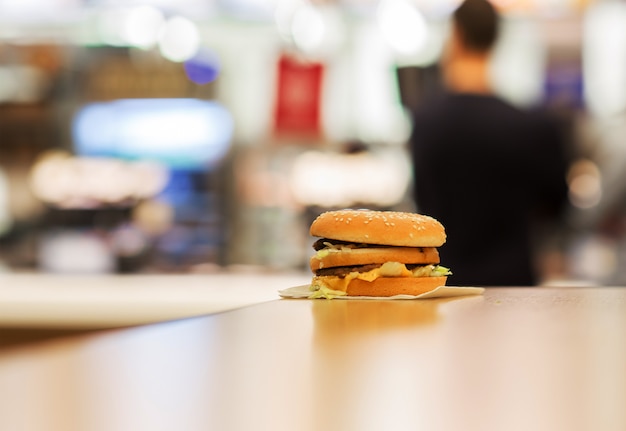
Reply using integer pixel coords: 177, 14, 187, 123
441, 0, 500, 92
451, 0, 500, 55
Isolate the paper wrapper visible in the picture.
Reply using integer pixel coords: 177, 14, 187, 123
278, 284, 485, 300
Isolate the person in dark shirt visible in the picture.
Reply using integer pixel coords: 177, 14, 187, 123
410, 0, 569, 286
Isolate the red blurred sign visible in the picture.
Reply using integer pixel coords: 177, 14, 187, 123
273, 54, 324, 140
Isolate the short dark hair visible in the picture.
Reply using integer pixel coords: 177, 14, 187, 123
453, 0, 500, 52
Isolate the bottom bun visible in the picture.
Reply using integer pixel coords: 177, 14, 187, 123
317, 276, 447, 297
347, 276, 447, 297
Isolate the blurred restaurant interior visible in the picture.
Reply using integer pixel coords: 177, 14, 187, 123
0, 0, 625, 285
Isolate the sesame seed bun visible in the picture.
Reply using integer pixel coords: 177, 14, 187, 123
310, 246, 439, 272
310, 209, 446, 247
315, 275, 448, 297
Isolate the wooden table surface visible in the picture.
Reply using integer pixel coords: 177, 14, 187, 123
0, 286, 624, 431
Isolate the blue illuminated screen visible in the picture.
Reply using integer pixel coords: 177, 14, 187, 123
72, 98, 233, 170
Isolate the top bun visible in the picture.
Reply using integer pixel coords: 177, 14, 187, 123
310, 209, 446, 247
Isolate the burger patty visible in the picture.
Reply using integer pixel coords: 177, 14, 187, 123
312, 238, 427, 252
315, 263, 423, 277
312, 238, 369, 251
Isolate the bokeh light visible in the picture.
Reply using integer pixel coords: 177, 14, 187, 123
377, 0, 428, 55
38, 231, 116, 274
125, 5, 165, 50
291, 4, 326, 53
29, 151, 169, 209
183, 48, 221, 85
567, 158, 602, 209
583, 1, 626, 117
158, 16, 200, 63
289, 148, 411, 208
97, 7, 130, 47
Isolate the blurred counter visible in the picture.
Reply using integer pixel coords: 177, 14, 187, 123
0, 286, 624, 431
0, 271, 310, 329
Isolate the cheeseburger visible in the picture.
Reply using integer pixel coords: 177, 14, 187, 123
308, 209, 450, 298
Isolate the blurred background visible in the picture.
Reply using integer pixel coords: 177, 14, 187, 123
0, 0, 625, 284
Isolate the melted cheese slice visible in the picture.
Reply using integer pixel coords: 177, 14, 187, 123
312, 262, 433, 294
